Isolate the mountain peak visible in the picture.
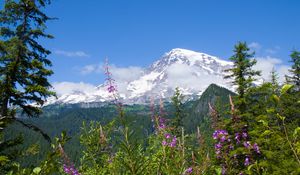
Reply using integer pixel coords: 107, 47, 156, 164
47, 49, 234, 105
167, 48, 198, 55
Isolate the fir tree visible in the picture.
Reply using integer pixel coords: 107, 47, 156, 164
286, 50, 300, 91
224, 42, 261, 113
0, 0, 55, 120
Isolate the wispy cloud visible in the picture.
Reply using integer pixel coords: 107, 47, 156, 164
249, 42, 262, 51
54, 50, 90, 57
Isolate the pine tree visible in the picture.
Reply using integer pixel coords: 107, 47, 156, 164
0, 0, 55, 121
286, 50, 300, 91
224, 42, 261, 113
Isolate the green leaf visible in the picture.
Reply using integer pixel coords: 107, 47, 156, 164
262, 130, 272, 136
266, 108, 275, 114
33, 167, 41, 174
276, 113, 285, 121
247, 164, 255, 171
293, 127, 300, 138
0, 156, 9, 165
215, 167, 222, 175
258, 120, 269, 127
271, 95, 280, 103
281, 84, 293, 94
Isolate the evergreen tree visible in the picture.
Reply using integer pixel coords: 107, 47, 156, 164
224, 42, 261, 113
270, 67, 280, 94
171, 87, 185, 136
286, 50, 300, 91
0, 0, 55, 121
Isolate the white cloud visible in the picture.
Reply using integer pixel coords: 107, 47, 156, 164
265, 49, 277, 55
54, 50, 90, 57
110, 66, 144, 82
79, 64, 143, 94
52, 82, 96, 95
265, 46, 280, 55
253, 56, 289, 82
249, 42, 262, 51
166, 63, 227, 90
80, 64, 103, 75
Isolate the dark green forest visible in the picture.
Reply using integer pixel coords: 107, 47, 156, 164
1, 0, 300, 175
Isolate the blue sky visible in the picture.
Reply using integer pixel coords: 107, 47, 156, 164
1, 0, 300, 93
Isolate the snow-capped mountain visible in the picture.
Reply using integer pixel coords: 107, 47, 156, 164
46, 48, 233, 105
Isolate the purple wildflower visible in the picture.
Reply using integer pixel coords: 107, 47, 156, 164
63, 164, 70, 174
235, 133, 241, 143
63, 164, 81, 175
213, 132, 218, 139
242, 132, 248, 139
165, 133, 171, 139
221, 166, 226, 175
215, 142, 222, 149
162, 140, 167, 146
244, 156, 250, 166
253, 143, 260, 154
157, 116, 166, 130
59, 144, 81, 175
220, 135, 226, 142
107, 85, 116, 93
184, 167, 193, 174
169, 136, 177, 147
213, 130, 228, 140
243, 141, 251, 149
